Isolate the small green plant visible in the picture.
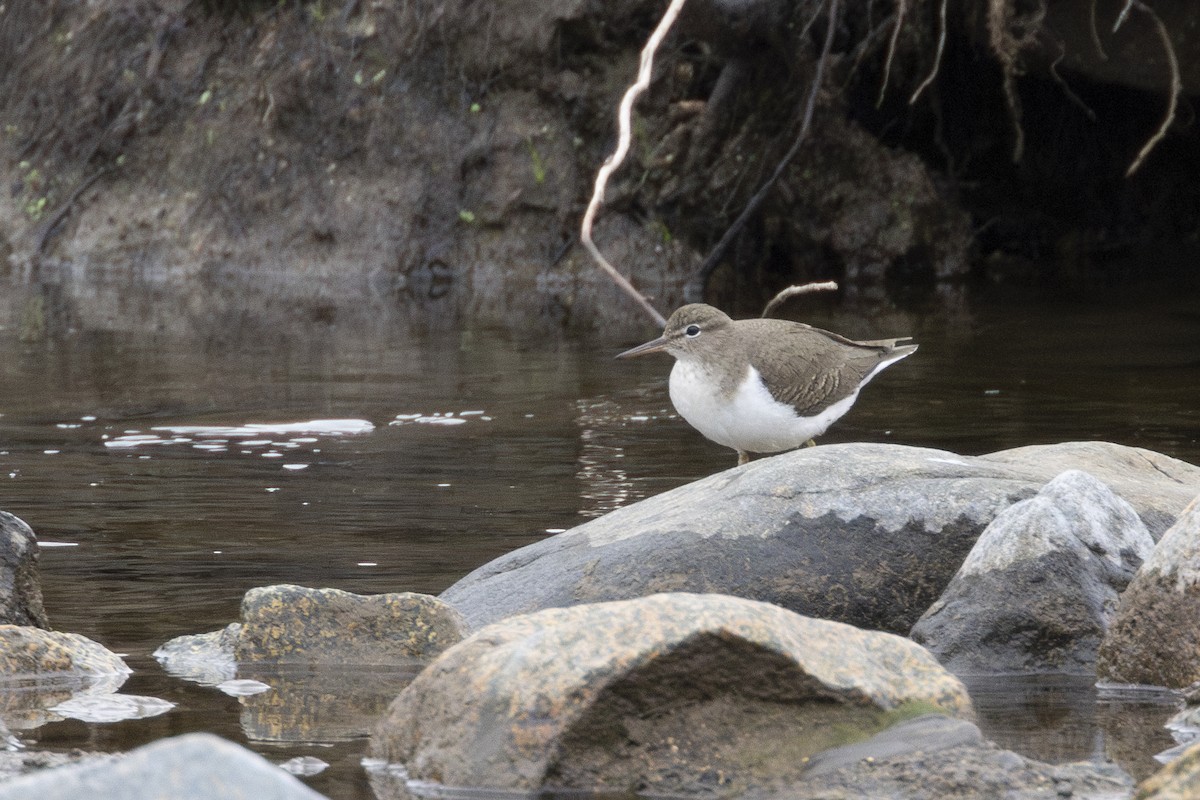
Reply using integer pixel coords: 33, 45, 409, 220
458, 210, 476, 224
526, 138, 546, 185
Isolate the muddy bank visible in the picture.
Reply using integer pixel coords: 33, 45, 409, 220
2, 1, 1198, 339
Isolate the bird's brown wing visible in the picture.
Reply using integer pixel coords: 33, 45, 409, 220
743, 320, 908, 417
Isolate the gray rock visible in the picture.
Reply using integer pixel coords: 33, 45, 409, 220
441, 443, 1199, 633
0, 733, 327, 800
153, 623, 241, 684
0, 512, 48, 628
371, 592, 972, 796
1097, 495, 1200, 688
911, 470, 1153, 674
978, 442, 1200, 538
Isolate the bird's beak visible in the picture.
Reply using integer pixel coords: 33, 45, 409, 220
616, 335, 669, 359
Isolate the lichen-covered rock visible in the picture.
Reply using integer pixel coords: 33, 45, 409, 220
0, 511, 48, 628
911, 470, 1153, 674
0, 733, 328, 800
0, 625, 132, 731
0, 625, 129, 682
1097, 497, 1200, 688
441, 443, 1199, 633
372, 592, 971, 796
234, 585, 467, 665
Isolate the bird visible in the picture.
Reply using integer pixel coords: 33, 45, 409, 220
616, 303, 918, 465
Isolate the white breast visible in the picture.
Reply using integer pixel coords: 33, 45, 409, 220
669, 360, 857, 454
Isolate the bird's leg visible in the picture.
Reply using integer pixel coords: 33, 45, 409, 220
737, 450, 750, 466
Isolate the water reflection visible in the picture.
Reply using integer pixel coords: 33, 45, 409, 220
0, 293, 1198, 797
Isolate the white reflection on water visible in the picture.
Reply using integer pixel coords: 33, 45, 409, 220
102, 419, 376, 451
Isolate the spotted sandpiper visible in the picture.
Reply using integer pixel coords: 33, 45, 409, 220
617, 303, 918, 465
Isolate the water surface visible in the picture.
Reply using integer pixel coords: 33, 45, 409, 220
1, 291, 1198, 797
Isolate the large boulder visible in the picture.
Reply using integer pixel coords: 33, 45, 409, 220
441, 443, 1200, 633
0, 733, 327, 800
911, 470, 1153, 674
1097, 496, 1200, 688
371, 592, 971, 797
0, 511, 48, 628
977, 443, 1200, 537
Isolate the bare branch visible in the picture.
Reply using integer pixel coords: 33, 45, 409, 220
909, 0, 947, 104
1113, 0, 1135, 32
761, 281, 839, 319
1088, 0, 1108, 60
1125, 1, 1179, 177
580, 0, 689, 328
877, 0, 906, 107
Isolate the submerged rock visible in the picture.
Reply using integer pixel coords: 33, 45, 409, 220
440, 442, 1200, 633
0, 511, 48, 628
371, 592, 971, 797
0, 732, 327, 800
1097, 497, 1200, 688
744, 714, 1133, 800
911, 470, 1153, 674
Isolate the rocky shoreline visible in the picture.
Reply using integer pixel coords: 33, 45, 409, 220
3, 441, 1200, 798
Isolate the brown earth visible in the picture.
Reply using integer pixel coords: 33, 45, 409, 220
1, 0, 1198, 340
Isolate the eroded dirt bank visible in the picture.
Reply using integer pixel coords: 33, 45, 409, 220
1, 0, 1197, 340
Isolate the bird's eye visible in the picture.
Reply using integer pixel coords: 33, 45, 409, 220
685, 324, 701, 338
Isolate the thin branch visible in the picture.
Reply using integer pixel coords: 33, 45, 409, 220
1088, 0, 1108, 60
761, 281, 839, 318
877, 0, 906, 107
909, 0, 947, 104
1050, 50, 1096, 121
688, 0, 839, 299
1125, 1, 1179, 177
581, 0, 690, 328
1113, 0, 1135, 32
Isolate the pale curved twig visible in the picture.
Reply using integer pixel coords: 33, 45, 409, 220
761, 281, 839, 318
877, 0, 906, 107
910, 0, 947, 104
580, 0, 690, 328
1125, 1, 1179, 177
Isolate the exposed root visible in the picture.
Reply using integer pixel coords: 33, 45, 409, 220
580, 0, 690, 328
1123, 1, 1180, 177
760, 281, 839, 319
909, 0, 947, 104
877, 0, 906, 107
686, 0, 840, 301
1088, 0, 1108, 60
986, 0, 1046, 163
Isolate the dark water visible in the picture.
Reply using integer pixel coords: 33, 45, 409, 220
1, 291, 1198, 796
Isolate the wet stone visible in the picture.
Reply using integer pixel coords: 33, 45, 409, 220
1098, 496, 1200, 688
372, 592, 972, 797
235, 584, 467, 665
